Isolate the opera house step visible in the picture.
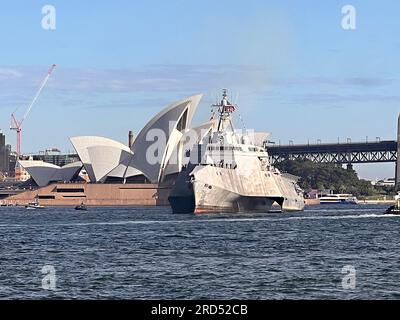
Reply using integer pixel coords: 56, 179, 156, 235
4, 182, 172, 207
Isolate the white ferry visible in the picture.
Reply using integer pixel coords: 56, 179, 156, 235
318, 194, 358, 204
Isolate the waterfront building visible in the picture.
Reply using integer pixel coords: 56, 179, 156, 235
17, 94, 204, 188
0, 131, 7, 174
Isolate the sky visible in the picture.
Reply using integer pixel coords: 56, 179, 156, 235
0, 0, 399, 179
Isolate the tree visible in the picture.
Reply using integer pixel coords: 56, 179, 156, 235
275, 159, 378, 196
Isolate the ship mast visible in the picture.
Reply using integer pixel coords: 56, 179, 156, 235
212, 89, 236, 132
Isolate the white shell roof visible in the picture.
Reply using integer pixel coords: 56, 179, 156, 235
41, 94, 206, 185
70, 136, 132, 182
129, 94, 202, 183
18, 160, 83, 187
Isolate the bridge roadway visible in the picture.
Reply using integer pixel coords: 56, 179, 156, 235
267, 140, 398, 165
267, 139, 400, 189
266, 114, 400, 189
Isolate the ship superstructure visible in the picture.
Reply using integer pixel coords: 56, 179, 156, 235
168, 90, 305, 214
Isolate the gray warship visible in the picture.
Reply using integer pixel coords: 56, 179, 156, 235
168, 90, 305, 214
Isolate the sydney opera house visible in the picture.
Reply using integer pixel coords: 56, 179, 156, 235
5, 94, 215, 206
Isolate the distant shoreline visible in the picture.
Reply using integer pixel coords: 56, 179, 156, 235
358, 199, 395, 205
305, 199, 395, 206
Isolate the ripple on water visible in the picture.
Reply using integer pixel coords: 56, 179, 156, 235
0, 204, 399, 299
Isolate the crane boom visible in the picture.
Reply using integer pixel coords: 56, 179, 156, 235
21, 64, 56, 126
10, 64, 56, 157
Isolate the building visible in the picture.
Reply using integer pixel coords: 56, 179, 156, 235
18, 159, 83, 186
19, 148, 80, 167
372, 178, 396, 187
0, 131, 9, 174
32, 149, 80, 167
14, 94, 208, 192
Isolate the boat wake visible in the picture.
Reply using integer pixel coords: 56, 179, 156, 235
285, 213, 399, 221
306, 208, 380, 212
0, 212, 398, 229
194, 213, 399, 223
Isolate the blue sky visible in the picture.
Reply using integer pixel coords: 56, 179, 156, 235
0, 0, 399, 179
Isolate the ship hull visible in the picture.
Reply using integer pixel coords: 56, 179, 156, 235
320, 200, 358, 204
192, 182, 275, 213
169, 191, 276, 214
169, 195, 195, 214
169, 171, 304, 214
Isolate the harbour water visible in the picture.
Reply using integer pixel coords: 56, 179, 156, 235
0, 205, 399, 299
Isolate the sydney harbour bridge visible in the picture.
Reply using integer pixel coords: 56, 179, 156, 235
267, 116, 400, 190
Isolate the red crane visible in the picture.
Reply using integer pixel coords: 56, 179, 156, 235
10, 64, 56, 157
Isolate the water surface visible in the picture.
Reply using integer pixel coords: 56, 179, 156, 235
0, 205, 399, 299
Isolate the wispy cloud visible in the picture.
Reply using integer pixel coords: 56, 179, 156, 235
262, 92, 400, 110
84, 97, 173, 110
0, 64, 398, 114
272, 76, 395, 87
0, 64, 268, 94
0, 64, 396, 95
0, 68, 23, 79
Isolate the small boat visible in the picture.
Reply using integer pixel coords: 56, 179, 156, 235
25, 196, 45, 209
25, 201, 45, 209
385, 193, 400, 215
384, 205, 400, 215
75, 203, 87, 211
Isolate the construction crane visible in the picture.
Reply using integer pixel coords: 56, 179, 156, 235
10, 64, 56, 158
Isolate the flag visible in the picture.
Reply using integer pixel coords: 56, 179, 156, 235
225, 104, 235, 112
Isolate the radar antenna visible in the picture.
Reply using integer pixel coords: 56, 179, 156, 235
211, 89, 237, 132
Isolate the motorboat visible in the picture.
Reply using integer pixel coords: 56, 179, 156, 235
25, 200, 45, 209
384, 205, 400, 215
75, 203, 87, 211
385, 192, 400, 215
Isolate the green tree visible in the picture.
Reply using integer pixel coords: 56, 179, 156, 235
275, 159, 379, 196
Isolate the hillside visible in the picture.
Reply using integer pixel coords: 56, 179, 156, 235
274, 159, 388, 197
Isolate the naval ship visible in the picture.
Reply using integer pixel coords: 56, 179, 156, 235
168, 90, 305, 214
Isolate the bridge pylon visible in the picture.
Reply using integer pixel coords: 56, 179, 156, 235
396, 113, 400, 191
